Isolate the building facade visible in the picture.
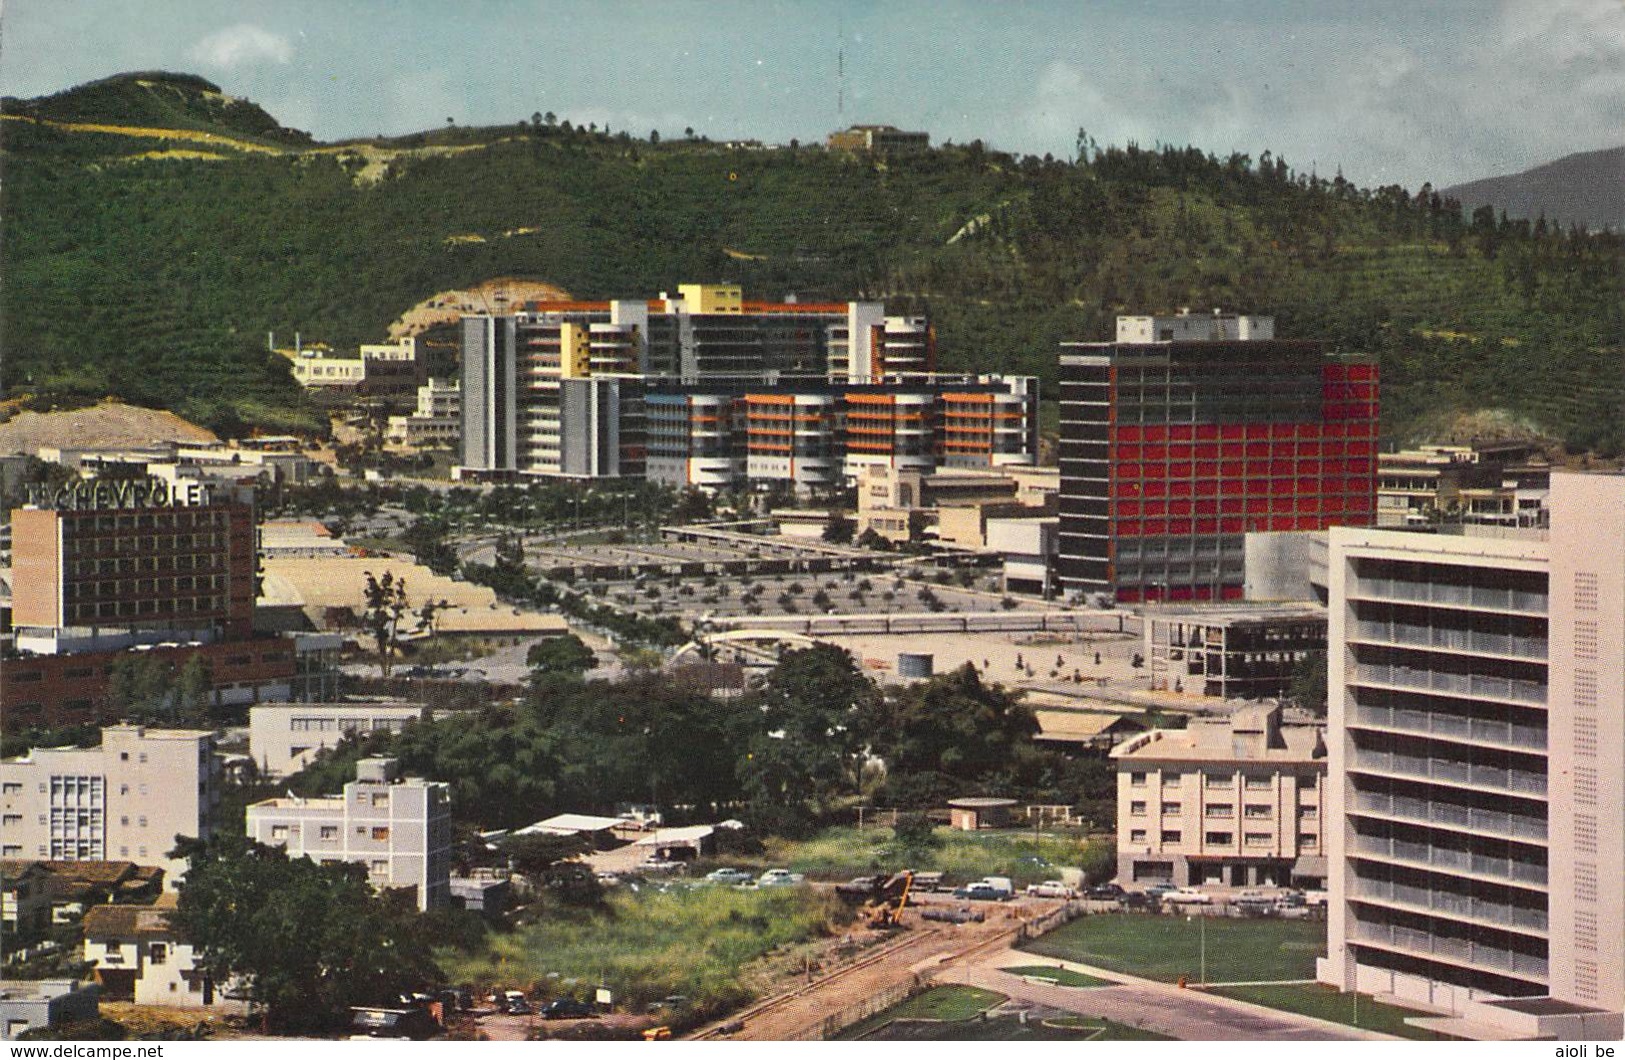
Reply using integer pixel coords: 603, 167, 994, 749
0, 726, 220, 886
457, 284, 1036, 487
1143, 605, 1328, 700
245, 757, 451, 910
82, 897, 247, 1011
1058, 311, 1378, 604
1319, 471, 1624, 1039
386, 378, 461, 448
248, 702, 424, 779
1111, 704, 1328, 887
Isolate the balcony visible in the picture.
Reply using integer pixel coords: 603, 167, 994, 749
1351, 921, 1548, 983
1351, 619, 1546, 662
1350, 706, 1545, 752
1349, 749, 1546, 797
1351, 577, 1547, 616
1350, 662, 1545, 706
1351, 791, 1546, 843
1350, 834, 1548, 887
1349, 878, 1548, 935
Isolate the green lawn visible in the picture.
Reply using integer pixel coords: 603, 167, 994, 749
836, 987, 1170, 1041
1020, 913, 1327, 984
1001, 965, 1114, 988
1208, 984, 1448, 1040
757, 825, 1103, 887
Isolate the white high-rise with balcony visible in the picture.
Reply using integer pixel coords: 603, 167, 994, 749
1320, 470, 1623, 1040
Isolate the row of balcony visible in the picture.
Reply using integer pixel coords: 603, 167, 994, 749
1350, 749, 1546, 796
1350, 834, 1548, 886
1350, 878, 1548, 934
1352, 922, 1548, 982
1351, 578, 1546, 615
1352, 620, 1546, 661
1350, 662, 1545, 705
1350, 791, 1546, 842
1350, 706, 1545, 752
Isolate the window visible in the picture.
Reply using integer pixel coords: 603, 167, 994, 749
371, 827, 390, 841
1299, 774, 1318, 789
370, 860, 388, 873
1205, 774, 1232, 788
1244, 804, 1272, 818
1244, 833, 1271, 846
1129, 772, 1147, 787
271, 825, 289, 839
149, 943, 168, 966
1205, 832, 1232, 845
1160, 830, 1182, 845
1205, 803, 1232, 818
138, 816, 148, 828
1129, 829, 1147, 843
1300, 806, 1318, 820
1162, 802, 1183, 815
1299, 834, 1318, 850
371, 793, 389, 807
1244, 775, 1271, 790
1130, 801, 1147, 817
319, 826, 339, 840
1163, 772, 1183, 787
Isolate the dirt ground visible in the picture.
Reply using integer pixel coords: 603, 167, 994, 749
0, 400, 217, 455
388, 278, 573, 338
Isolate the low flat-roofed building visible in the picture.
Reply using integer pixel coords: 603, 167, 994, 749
1112, 703, 1327, 887
1032, 709, 1147, 751
249, 702, 425, 779
986, 515, 1059, 595
514, 813, 632, 849
0, 978, 99, 1040
1143, 603, 1327, 700
947, 796, 1017, 831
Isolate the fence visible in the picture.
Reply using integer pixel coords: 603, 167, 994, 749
784, 974, 926, 1042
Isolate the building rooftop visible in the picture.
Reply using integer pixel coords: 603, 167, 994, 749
1143, 603, 1326, 626
1111, 714, 1327, 764
81, 894, 179, 940
1032, 710, 1145, 743
515, 813, 628, 836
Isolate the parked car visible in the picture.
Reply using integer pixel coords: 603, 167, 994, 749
639, 858, 686, 875
1163, 887, 1212, 905
1086, 883, 1126, 900
1123, 891, 1158, 911
758, 868, 806, 887
1304, 890, 1329, 907
1026, 880, 1078, 899
349, 1006, 440, 1040
704, 868, 754, 885
1275, 890, 1307, 909
542, 997, 596, 1020
1143, 882, 1178, 899
504, 997, 533, 1016
1234, 891, 1276, 915
952, 882, 1006, 901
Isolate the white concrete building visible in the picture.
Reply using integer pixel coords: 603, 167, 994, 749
248, 702, 424, 779
1111, 704, 1328, 887
245, 757, 451, 910
1319, 470, 1624, 1040
81, 896, 247, 1012
0, 726, 220, 887
1115, 309, 1274, 344
387, 378, 461, 447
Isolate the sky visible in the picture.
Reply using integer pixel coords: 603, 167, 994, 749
2, 0, 1619, 190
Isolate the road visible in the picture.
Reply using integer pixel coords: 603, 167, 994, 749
937, 951, 1394, 1041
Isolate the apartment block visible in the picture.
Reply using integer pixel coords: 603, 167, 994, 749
0, 726, 220, 885
1111, 703, 1328, 887
1319, 470, 1624, 1040
386, 377, 461, 448
245, 757, 451, 910
1058, 310, 1378, 604
1143, 604, 1328, 700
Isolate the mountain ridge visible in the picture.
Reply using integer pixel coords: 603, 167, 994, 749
1441, 146, 1624, 232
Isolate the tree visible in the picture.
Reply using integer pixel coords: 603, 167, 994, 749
361, 570, 410, 677
173, 653, 215, 725
649, 129, 660, 144
822, 511, 855, 544
525, 632, 598, 677
1288, 652, 1329, 717
170, 835, 440, 1033
863, 663, 1041, 799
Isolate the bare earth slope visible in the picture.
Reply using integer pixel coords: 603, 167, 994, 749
0, 400, 218, 456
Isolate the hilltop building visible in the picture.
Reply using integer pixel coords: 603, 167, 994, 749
1057, 310, 1378, 604
0, 725, 220, 886
826, 125, 930, 153
282, 335, 424, 399
1319, 471, 1624, 1040
386, 378, 461, 448
245, 757, 451, 910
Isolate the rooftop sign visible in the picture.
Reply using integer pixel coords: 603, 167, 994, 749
25, 475, 214, 511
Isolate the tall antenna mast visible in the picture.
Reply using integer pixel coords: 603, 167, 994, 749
837, 15, 845, 118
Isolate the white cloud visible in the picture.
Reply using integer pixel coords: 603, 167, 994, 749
189, 24, 293, 70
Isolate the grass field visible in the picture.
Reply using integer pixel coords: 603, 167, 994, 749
1020, 913, 1327, 984
1001, 966, 1114, 988
437, 885, 844, 1017
1208, 984, 1446, 1040
836, 987, 1171, 1041
755, 826, 1103, 886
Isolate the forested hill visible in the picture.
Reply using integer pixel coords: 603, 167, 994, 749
3, 73, 1621, 453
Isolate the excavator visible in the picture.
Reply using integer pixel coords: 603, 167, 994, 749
862, 870, 914, 929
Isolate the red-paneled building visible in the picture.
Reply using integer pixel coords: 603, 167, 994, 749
1057, 314, 1378, 603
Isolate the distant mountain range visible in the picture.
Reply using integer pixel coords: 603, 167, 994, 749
1441, 146, 1624, 232
2, 72, 1621, 454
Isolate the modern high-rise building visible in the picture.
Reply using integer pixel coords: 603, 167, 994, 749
1057, 311, 1378, 604
0, 725, 221, 886
458, 283, 1037, 487
1319, 470, 1624, 1040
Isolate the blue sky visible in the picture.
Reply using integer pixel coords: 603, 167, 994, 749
3, 0, 1619, 189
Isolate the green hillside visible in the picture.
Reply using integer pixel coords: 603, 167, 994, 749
2, 75, 1620, 452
